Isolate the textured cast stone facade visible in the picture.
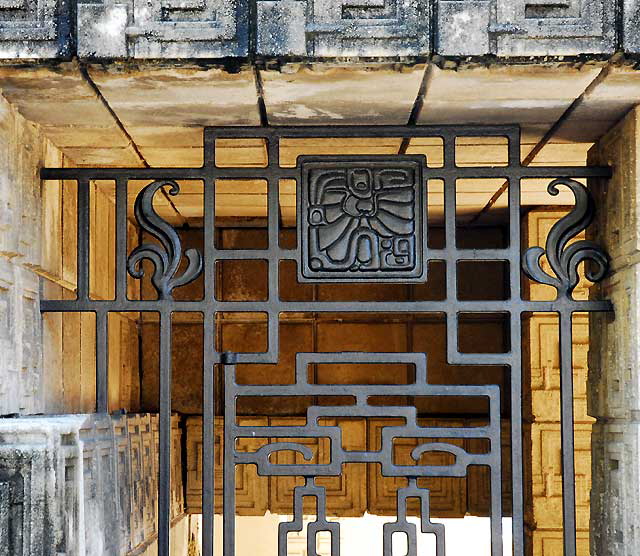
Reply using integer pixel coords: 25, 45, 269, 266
0, 91, 142, 418
0, 0, 629, 59
0, 94, 52, 415
256, 0, 430, 56
588, 107, 640, 556
77, 0, 248, 59
439, 0, 615, 56
0, 413, 189, 556
0, 0, 71, 58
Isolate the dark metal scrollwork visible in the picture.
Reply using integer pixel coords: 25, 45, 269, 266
127, 180, 203, 299
521, 178, 609, 299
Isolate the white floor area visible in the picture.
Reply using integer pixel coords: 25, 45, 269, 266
202, 514, 513, 555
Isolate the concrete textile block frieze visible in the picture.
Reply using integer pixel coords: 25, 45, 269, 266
0, 413, 186, 556
0, 0, 632, 59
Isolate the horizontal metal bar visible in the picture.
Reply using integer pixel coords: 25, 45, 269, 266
232, 383, 500, 398
205, 124, 522, 139
40, 165, 611, 181
40, 298, 612, 313
429, 248, 511, 260
513, 166, 612, 178
40, 167, 300, 180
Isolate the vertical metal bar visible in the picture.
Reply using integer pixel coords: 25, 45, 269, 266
202, 316, 215, 556
510, 183, 525, 556
443, 135, 456, 259
202, 157, 216, 556
204, 127, 216, 170
560, 310, 577, 556
491, 465, 504, 556
443, 137, 460, 366
267, 134, 280, 360
490, 403, 504, 556
223, 364, 236, 556
95, 310, 109, 413
76, 178, 90, 300
115, 178, 128, 301
510, 315, 525, 556
158, 309, 172, 556
509, 128, 525, 556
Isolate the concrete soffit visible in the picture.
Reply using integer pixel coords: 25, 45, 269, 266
2, 3, 640, 223
3, 56, 640, 225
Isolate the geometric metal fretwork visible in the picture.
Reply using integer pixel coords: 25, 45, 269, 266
39, 124, 613, 556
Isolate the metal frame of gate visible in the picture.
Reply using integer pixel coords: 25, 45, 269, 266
40, 125, 612, 556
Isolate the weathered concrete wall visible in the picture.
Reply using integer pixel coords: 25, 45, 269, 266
0, 0, 631, 59
0, 413, 193, 556
0, 94, 51, 415
0, 90, 142, 417
588, 107, 640, 556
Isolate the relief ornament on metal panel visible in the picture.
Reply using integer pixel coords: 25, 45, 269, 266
299, 156, 426, 282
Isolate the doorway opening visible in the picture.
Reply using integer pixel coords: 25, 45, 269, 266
40, 125, 611, 556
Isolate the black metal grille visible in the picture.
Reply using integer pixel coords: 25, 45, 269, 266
40, 125, 612, 556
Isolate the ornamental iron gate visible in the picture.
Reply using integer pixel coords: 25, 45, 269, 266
40, 125, 612, 556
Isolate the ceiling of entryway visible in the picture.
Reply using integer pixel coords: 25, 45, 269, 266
2, 60, 638, 225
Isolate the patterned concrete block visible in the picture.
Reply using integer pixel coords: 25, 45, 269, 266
530, 423, 592, 531
591, 421, 640, 556
185, 416, 269, 515
439, 0, 615, 56
0, 0, 624, 59
256, 0, 430, 56
0, 96, 53, 417
0, 414, 186, 556
437, 0, 491, 56
624, 0, 640, 54
588, 110, 640, 419
532, 528, 590, 556
77, 0, 249, 58
0, 0, 72, 58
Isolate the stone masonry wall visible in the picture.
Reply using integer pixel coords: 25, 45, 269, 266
588, 107, 640, 556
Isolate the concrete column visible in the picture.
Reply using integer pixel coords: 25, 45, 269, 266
588, 107, 640, 556
0, 94, 50, 416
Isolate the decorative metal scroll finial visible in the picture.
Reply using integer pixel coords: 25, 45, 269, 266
127, 180, 203, 299
521, 178, 609, 299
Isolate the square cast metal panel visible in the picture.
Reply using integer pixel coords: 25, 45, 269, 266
298, 155, 427, 282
